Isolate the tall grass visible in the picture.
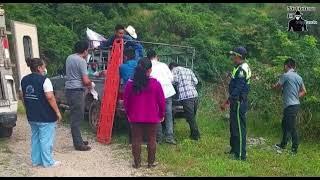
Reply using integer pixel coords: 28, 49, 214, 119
113, 84, 320, 176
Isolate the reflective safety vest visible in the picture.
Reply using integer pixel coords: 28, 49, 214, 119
231, 62, 251, 84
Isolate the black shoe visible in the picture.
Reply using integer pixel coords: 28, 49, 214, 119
165, 139, 177, 145
190, 131, 200, 139
228, 154, 237, 160
156, 136, 163, 143
156, 138, 163, 144
274, 144, 286, 150
83, 141, 89, 146
147, 162, 159, 168
75, 145, 91, 151
190, 135, 200, 141
230, 155, 246, 161
224, 150, 235, 155
132, 163, 141, 169
291, 148, 298, 155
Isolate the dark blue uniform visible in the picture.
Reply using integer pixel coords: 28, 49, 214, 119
21, 73, 57, 123
228, 62, 251, 160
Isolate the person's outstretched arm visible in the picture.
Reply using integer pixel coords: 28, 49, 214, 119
273, 74, 286, 90
299, 81, 307, 97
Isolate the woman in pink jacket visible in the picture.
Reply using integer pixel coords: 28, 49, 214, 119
124, 57, 165, 169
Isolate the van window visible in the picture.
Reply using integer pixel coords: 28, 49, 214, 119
23, 36, 33, 60
6, 79, 16, 101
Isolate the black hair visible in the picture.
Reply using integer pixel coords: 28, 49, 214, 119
26, 58, 45, 73
284, 58, 296, 69
74, 40, 89, 54
124, 48, 136, 60
115, 24, 125, 31
147, 49, 157, 60
169, 62, 179, 70
133, 57, 152, 94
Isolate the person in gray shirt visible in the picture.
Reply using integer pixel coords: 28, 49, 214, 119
65, 40, 92, 151
272, 58, 306, 154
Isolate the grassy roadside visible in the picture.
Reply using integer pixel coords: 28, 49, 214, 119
154, 113, 320, 176
17, 101, 25, 115
19, 87, 319, 176
112, 85, 320, 176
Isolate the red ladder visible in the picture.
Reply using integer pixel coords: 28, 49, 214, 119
97, 38, 124, 144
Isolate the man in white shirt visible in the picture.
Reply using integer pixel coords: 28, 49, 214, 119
147, 50, 177, 145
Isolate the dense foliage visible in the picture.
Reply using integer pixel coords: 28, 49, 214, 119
4, 3, 320, 139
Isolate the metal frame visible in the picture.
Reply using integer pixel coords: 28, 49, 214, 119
87, 39, 196, 70
126, 39, 195, 70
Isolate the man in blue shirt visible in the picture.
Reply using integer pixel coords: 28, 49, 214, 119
221, 46, 251, 161
100, 24, 136, 51
125, 25, 144, 60
272, 58, 306, 154
120, 48, 138, 84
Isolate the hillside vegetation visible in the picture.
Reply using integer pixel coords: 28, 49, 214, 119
4, 3, 320, 140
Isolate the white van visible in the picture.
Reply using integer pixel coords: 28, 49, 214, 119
0, 5, 39, 137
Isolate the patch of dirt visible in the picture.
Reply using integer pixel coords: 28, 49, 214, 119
1, 115, 170, 177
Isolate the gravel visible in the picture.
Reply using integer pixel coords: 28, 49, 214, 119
1, 115, 169, 177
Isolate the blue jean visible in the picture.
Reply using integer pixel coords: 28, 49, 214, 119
29, 121, 56, 167
157, 97, 174, 141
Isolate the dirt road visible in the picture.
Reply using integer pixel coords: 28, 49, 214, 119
0, 115, 169, 177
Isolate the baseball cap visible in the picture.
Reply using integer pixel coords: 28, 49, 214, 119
229, 46, 247, 59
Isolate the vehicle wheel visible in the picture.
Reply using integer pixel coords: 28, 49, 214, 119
85, 94, 94, 112
89, 100, 101, 133
0, 125, 13, 138
59, 106, 66, 114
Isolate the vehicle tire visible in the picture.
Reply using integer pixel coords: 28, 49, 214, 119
85, 94, 94, 112
59, 106, 66, 114
89, 100, 101, 133
0, 125, 13, 138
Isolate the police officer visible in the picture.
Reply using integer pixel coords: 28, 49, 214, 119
221, 46, 251, 161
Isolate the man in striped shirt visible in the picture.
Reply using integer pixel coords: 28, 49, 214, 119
169, 62, 200, 140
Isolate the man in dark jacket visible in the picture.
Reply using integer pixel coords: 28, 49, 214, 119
221, 46, 251, 161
